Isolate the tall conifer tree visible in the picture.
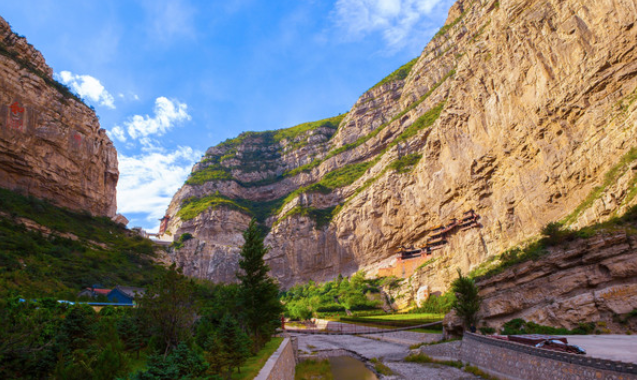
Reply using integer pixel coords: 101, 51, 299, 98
236, 219, 283, 352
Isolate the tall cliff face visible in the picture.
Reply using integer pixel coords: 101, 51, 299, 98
165, 0, 637, 289
0, 16, 118, 217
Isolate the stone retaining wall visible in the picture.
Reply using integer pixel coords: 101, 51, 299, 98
254, 338, 297, 380
460, 333, 637, 380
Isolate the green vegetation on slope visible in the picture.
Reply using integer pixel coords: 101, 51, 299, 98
177, 193, 251, 220
186, 114, 345, 187
388, 153, 422, 173
369, 57, 418, 91
0, 188, 164, 297
185, 164, 234, 186
470, 205, 637, 280
177, 193, 286, 229
277, 206, 338, 229
433, 7, 468, 39
387, 101, 445, 148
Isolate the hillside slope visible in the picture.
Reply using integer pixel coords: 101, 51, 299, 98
0, 188, 165, 298
164, 0, 637, 289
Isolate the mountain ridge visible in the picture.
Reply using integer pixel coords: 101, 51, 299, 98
163, 0, 637, 290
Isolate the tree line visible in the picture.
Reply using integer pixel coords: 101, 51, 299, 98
0, 219, 282, 380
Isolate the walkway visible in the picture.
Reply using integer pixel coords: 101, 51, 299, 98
291, 332, 479, 379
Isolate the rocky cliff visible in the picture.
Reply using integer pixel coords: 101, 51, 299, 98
0, 16, 118, 217
475, 229, 637, 333
164, 0, 637, 290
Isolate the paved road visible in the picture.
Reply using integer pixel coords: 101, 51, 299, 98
566, 335, 637, 364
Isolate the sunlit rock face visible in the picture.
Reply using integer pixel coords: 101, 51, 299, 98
0, 16, 118, 217
165, 0, 637, 290
477, 231, 637, 333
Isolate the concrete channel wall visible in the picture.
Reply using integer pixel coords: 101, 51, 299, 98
459, 333, 637, 380
254, 337, 298, 380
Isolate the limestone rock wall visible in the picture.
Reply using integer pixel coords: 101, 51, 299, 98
0, 16, 118, 217
477, 231, 637, 333
165, 0, 637, 290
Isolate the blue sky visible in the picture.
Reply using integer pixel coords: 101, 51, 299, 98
0, 0, 455, 231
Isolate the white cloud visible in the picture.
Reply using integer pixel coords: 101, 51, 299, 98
117, 146, 202, 232
56, 71, 116, 109
109, 125, 127, 142
332, 0, 449, 51
125, 97, 191, 140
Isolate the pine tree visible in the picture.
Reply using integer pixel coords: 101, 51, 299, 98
451, 269, 482, 329
236, 218, 283, 352
138, 264, 198, 356
218, 314, 251, 377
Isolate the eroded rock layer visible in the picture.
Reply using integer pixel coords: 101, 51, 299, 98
0, 16, 118, 217
477, 231, 637, 333
165, 0, 637, 290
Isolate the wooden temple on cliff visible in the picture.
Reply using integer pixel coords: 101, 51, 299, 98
378, 210, 481, 278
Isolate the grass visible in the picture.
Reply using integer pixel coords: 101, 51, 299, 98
389, 153, 422, 173
359, 313, 445, 321
404, 353, 463, 368
334, 101, 446, 210
176, 193, 251, 220
232, 337, 284, 380
369, 358, 394, 376
369, 57, 418, 91
0, 187, 166, 298
295, 359, 333, 380
185, 165, 234, 186
176, 193, 289, 230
